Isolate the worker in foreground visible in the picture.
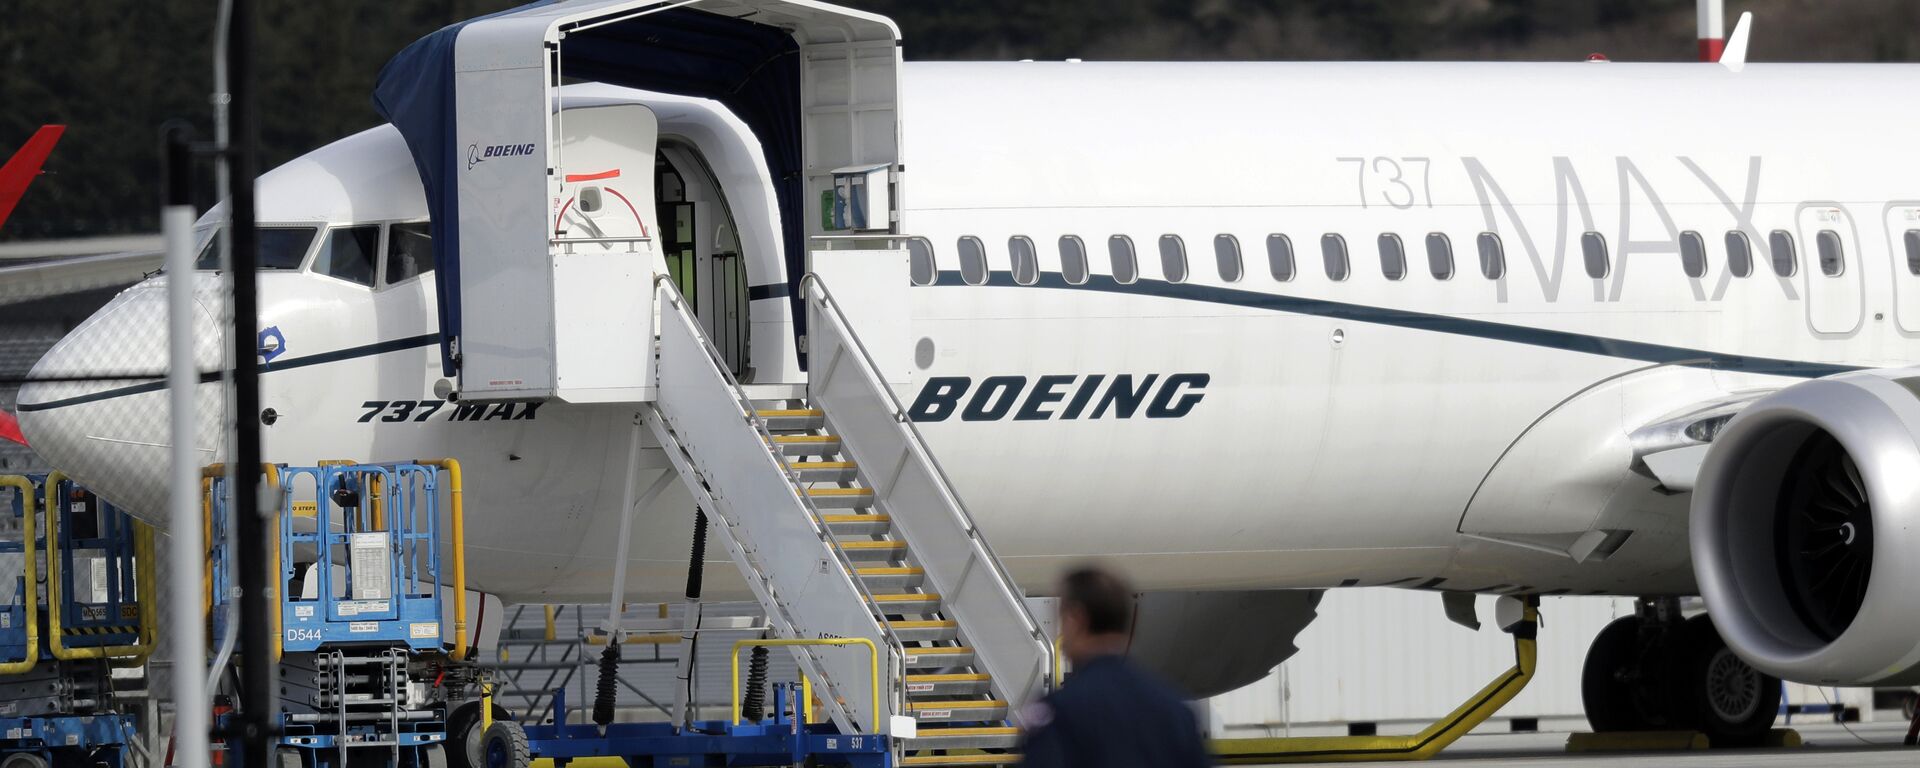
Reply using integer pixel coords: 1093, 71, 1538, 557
1020, 566, 1212, 767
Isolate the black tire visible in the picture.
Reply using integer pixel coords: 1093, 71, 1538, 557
1672, 614, 1780, 748
481, 722, 529, 768
446, 701, 512, 768
0, 753, 49, 768
1583, 615, 1669, 732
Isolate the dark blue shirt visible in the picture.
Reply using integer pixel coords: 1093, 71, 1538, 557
1019, 654, 1212, 768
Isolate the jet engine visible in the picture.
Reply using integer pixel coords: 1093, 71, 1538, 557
1691, 369, 1920, 685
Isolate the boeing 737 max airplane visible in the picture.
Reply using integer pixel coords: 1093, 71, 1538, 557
12, 0, 1920, 745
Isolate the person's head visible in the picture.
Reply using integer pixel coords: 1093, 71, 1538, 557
1057, 565, 1135, 664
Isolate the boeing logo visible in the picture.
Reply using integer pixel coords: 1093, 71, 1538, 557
466, 142, 538, 170
908, 373, 1209, 423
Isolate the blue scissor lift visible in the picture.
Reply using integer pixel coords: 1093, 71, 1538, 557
209, 463, 452, 768
0, 474, 153, 768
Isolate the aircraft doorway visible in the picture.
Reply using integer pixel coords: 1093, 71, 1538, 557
656, 143, 749, 376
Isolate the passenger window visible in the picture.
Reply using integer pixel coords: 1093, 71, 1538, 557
958, 236, 988, 285
1377, 233, 1406, 281
1010, 236, 1039, 285
1725, 231, 1754, 278
1059, 236, 1089, 285
1321, 234, 1350, 282
1580, 231, 1609, 279
315, 225, 379, 286
1905, 230, 1920, 276
1425, 233, 1453, 280
1679, 231, 1707, 279
1815, 230, 1845, 277
385, 222, 435, 286
1477, 232, 1505, 279
1159, 235, 1188, 283
1109, 235, 1138, 284
1266, 234, 1296, 282
907, 237, 936, 286
1768, 230, 1798, 277
1214, 235, 1243, 282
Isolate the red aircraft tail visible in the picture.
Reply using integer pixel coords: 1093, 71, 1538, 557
0, 125, 65, 231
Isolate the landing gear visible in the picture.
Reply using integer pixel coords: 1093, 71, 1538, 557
1581, 603, 1780, 747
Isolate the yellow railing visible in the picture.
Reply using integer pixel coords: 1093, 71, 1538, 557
43, 472, 157, 662
730, 638, 880, 732
0, 476, 38, 675
200, 464, 283, 662
416, 458, 469, 662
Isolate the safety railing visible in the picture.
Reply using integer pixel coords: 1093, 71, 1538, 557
43, 471, 157, 662
201, 463, 283, 661
0, 475, 38, 675
416, 458, 470, 661
276, 462, 443, 653
648, 274, 906, 733
801, 273, 1058, 716
730, 638, 879, 731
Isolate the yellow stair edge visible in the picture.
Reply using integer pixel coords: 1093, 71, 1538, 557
900, 756, 1020, 766
904, 646, 973, 656
791, 461, 857, 469
913, 726, 1018, 736
823, 513, 889, 523
892, 620, 958, 629
871, 591, 935, 602
853, 566, 923, 576
839, 540, 907, 550
770, 434, 839, 443
806, 487, 875, 496
906, 673, 990, 683
909, 699, 1008, 711
755, 408, 823, 417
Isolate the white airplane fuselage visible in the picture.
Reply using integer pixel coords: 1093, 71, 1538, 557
20, 61, 1920, 604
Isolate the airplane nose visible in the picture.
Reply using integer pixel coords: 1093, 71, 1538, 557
16, 274, 224, 524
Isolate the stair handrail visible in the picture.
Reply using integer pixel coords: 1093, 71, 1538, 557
799, 272, 1058, 691
650, 274, 909, 724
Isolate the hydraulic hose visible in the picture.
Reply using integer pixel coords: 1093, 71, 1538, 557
670, 509, 710, 730
591, 642, 621, 727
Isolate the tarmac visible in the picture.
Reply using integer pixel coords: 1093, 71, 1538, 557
1274, 722, 1919, 767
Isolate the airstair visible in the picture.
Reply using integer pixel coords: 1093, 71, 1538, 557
642, 275, 1055, 766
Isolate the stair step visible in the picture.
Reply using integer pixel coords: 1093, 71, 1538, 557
853, 565, 923, 589
870, 592, 940, 613
901, 753, 1020, 767
892, 619, 960, 643
903, 646, 974, 669
791, 461, 859, 483
823, 513, 891, 535
804, 487, 875, 509
770, 434, 843, 456
756, 408, 824, 431
905, 673, 992, 697
909, 700, 1009, 722
837, 539, 909, 562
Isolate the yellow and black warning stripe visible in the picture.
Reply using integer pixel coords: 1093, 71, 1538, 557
63, 625, 139, 636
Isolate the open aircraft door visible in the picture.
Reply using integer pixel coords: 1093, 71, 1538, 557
1798, 204, 1863, 336
1883, 204, 1920, 335
374, 0, 902, 403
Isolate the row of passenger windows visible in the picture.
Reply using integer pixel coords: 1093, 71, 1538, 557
908, 228, 1863, 287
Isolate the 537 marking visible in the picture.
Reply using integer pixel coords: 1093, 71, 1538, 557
1337, 156, 1433, 209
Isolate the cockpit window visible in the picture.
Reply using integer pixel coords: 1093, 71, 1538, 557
315, 225, 379, 286
193, 226, 319, 271
385, 222, 435, 285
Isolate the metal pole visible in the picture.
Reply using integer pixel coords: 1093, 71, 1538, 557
1697, 0, 1726, 62
162, 125, 210, 768
225, 0, 276, 763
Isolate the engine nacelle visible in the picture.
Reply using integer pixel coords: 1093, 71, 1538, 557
1692, 368, 1920, 685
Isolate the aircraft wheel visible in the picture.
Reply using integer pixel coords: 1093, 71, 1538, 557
1671, 614, 1780, 747
481, 722, 529, 768
1581, 615, 1682, 732
446, 701, 512, 768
